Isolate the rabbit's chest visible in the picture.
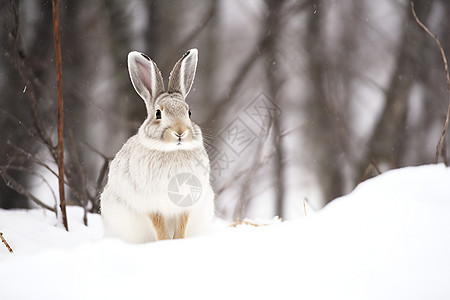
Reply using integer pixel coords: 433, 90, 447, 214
129, 150, 209, 193
119, 149, 210, 213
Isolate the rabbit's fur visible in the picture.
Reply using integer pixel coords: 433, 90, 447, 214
100, 49, 214, 243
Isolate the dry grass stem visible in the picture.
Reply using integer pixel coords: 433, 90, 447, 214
303, 198, 308, 217
0, 232, 14, 253
230, 217, 282, 228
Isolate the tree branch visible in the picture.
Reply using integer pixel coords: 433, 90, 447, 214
5, 164, 59, 212
411, 1, 450, 165
162, 0, 218, 71
68, 131, 89, 225
7, 1, 56, 155
205, 46, 261, 123
7, 141, 59, 179
0, 166, 57, 213
358, 160, 382, 184
0, 110, 40, 143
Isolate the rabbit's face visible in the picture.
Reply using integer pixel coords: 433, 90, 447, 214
157, 96, 194, 145
140, 94, 203, 151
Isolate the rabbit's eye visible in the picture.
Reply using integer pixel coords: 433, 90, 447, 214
188, 110, 192, 118
155, 109, 162, 119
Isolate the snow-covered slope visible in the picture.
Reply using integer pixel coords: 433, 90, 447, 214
0, 164, 449, 300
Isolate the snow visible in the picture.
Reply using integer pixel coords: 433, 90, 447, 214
1, 164, 450, 300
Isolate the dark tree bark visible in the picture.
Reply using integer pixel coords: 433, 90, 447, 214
304, 0, 346, 205
359, 1, 434, 176
51, 0, 68, 230
263, 0, 287, 217
0, 2, 28, 208
0, 1, 53, 209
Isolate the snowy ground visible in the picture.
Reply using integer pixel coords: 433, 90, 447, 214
1, 164, 449, 300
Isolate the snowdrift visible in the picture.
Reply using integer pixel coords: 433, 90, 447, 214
1, 164, 449, 300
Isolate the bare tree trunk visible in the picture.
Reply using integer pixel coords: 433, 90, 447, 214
263, 0, 286, 217
59, 0, 92, 218
304, 0, 345, 205
0, 0, 54, 209
418, 0, 449, 165
101, 0, 139, 136
359, 1, 434, 177
52, 0, 68, 231
198, 0, 219, 111
0, 2, 29, 208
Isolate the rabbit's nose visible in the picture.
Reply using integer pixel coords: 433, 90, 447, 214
172, 130, 188, 139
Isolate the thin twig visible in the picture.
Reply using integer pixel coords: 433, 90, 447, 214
0, 166, 57, 212
411, 1, 450, 165
0, 109, 40, 142
303, 197, 317, 212
359, 160, 382, 183
0, 232, 14, 253
6, 141, 95, 201
6, 141, 60, 180
82, 141, 111, 160
68, 131, 89, 225
52, 0, 68, 231
235, 118, 274, 218
214, 168, 249, 196
82, 140, 112, 213
215, 122, 274, 198
163, 0, 217, 71
92, 158, 110, 213
302, 198, 308, 217
5, 164, 58, 213
441, 135, 448, 165
7, 1, 56, 155
205, 46, 261, 123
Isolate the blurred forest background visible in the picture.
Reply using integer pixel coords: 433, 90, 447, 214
0, 0, 449, 222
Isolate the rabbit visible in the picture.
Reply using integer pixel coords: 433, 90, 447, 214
100, 49, 214, 243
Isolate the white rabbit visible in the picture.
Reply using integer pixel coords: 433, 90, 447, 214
100, 49, 214, 243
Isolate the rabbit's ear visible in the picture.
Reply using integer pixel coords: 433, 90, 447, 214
128, 51, 165, 111
168, 49, 198, 98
